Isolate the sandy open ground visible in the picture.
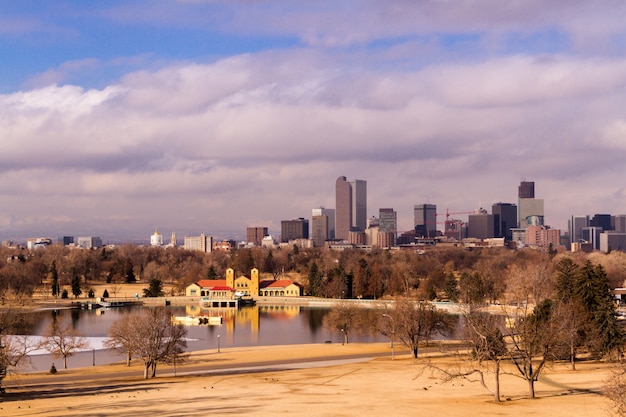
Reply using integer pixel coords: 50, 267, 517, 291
0, 342, 614, 417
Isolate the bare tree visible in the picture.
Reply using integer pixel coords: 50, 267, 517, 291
43, 322, 89, 369
0, 291, 40, 394
381, 298, 446, 358
104, 314, 135, 366
106, 308, 188, 379
323, 302, 361, 344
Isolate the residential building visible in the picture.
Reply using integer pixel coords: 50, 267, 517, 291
184, 234, 213, 252
525, 225, 561, 248
246, 227, 268, 246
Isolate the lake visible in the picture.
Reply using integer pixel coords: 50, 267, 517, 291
16, 304, 386, 372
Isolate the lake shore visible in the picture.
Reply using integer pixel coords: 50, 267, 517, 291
1, 342, 613, 417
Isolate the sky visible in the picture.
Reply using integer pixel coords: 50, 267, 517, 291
2, 0, 626, 242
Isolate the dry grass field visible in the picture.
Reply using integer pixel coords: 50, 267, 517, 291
1, 343, 614, 417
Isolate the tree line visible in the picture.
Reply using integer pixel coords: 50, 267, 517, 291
1, 243, 626, 400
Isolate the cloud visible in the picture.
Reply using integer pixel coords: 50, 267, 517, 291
1, 46, 626, 239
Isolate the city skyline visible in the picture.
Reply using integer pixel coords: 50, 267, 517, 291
2, 2, 626, 241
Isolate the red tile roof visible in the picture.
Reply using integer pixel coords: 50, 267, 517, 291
196, 279, 227, 288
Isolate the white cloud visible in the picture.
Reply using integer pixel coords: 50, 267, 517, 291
2, 45, 626, 238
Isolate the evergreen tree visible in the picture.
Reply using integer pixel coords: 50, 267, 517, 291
206, 265, 217, 280
143, 279, 164, 297
308, 261, 322, 296
443, 272, 459, 302
50, 261, 59, 297
573, 261, 623, 356
125, 259, 136, 283
71, 268, 82, 298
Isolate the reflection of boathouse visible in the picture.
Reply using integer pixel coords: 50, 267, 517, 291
185, 268, 303, 299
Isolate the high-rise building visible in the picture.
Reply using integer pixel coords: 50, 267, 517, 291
379, 208, 397, 245
492, 202, 517, 241
312, 207, 334, 247
414, 204, 437, 238
467, 209, 495, 239
614, 215, 626, 233
517, 181, 544, 228
591, 214, 612, 232
525, 225, 560, 248
569, 215, 590, 245
335, 176, 367, 240
246, 227, 268, 246
518, 181, 535, 198
582, 226, 603, 250
281, 218, 309, 243
184, 234, 212, 252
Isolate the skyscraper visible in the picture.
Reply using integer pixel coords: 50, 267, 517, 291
569, 215, 590, 245
517, 181, 544, 228
280, 218, 309, 243
414, 204, 437, 238
492, 202, 517, 241
379, 208, 397, 246
311, 207, 335, 246
518, 181, 535, 198
335, 176, 367, 240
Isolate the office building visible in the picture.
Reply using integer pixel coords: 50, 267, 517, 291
58, 236, 74, 246
77, 236, 102, 249
467, 209, 495, 240
582, 226, 603, 250
518, 181, 535, 198
518, 181, 544, 228
492, 202, 517, 241
590, 214, 612, 232
600, 232, 626, 253
311, 214, 329, 247
312, 207, 335, 245
379, 208, 397, 245
614, 215, 626, 233
246, 227, 268, 246
335, 176, 367, 240
569, 215, 590, 246
414, 203, 437, 238
281, 218, 309, 243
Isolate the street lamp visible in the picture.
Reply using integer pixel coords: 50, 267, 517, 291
382, 314, 395, 360
217, 334, 221, 353
341, 328, 344, 345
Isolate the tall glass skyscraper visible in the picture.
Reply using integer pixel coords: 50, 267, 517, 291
414, 204, 437, 238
